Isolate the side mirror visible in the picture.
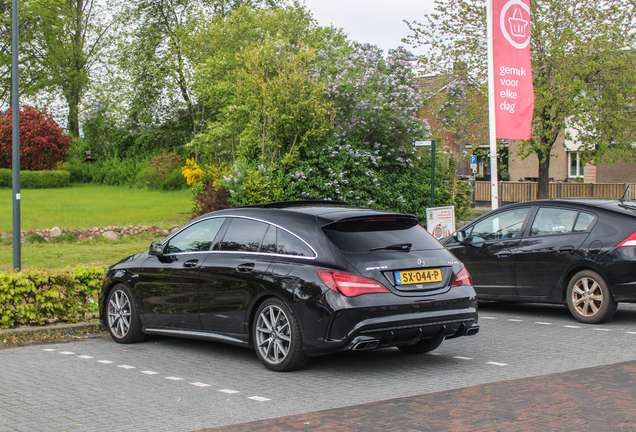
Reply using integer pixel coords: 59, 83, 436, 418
149, 241, 164, 257
453, 231, 466, 243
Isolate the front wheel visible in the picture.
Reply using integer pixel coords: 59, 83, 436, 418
253, 298, 308, 372
398, 333, 444, 354
106, 284, 145, 343
566, 270, 616, 324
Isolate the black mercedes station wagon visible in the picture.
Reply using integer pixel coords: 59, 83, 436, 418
443, 199, 636, 324
100, 201, 479, 371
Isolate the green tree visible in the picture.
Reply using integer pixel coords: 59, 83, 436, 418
28, 0, 118, 136
190, 4, 344, 165
406, 0, 636, 198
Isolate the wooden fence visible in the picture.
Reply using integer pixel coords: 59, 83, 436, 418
474, 182, 636, 203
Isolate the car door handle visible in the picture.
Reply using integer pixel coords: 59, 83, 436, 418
183, 259, 199, 268
237, 263, 255, 273
495, 250, 511, 258
558, 246, 575, 253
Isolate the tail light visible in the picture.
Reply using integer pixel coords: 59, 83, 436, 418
318, 270, 389, 296
452, 267, 473, 287
617, 231, 636, 247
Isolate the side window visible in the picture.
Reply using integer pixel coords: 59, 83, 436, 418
573, 212, 596, 232
219, 218, 269, 252
277, 228, 314, 257
530, 208, 578, 236
470, 208, 530, 242
167, 218, 225, 254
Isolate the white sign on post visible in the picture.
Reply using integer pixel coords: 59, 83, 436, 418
426, 206, 456, 240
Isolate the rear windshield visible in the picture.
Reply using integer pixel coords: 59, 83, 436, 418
322, 218, 443, 253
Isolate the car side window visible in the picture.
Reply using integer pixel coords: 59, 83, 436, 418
469, 208, 530, 242
530, 208, 578, 236
219, 218, 269, 252
573, 212, 596, 232
166, 218, 225, 254
276, 228, 314, 257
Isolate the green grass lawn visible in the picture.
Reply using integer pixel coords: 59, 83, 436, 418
0, 235, 162, 271
0, 183, 193, 232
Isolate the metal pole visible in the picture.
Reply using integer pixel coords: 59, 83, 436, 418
12, 0, 20, 271
430, 140, 436, 208
487, 0, 499, 210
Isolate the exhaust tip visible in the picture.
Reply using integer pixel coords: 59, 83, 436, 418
349, 337, 380, 351
465, 325, 480, 336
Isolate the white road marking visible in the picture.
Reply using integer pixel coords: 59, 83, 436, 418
42, 349, 56, 352
481, 317, 497, 320
627, 332, 636, 335
426, 352, 441, 356
165, 377, 184, 381
248, 396, 271, 402
507, 319, 523, 322
97, 360, 114, 364
593, 328, 611, 332
59, 351, 75, 355
140, 371, 159, 375
218, 389, 240, 394
190, 382, 211, 388
563, 325, 581, 329
453, 356, 473, 360
487, 362, 508, 366
77, 355, 94, 359
535, 322, 552, 325
118, 365, 136, 369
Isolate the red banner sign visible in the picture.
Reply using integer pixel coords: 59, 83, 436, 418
493, 0, 534, 140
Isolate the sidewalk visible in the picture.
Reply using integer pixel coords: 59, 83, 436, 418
197, 360, 636, 432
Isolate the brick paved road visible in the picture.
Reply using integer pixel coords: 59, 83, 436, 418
1, 302, 635, 432
199, 360, 636, 432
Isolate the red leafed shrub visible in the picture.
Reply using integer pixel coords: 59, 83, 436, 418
0, 105, 72, 171
192, 184, 232, 218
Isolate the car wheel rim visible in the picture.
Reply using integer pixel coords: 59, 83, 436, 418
571, 277, 603, 318
255, 305, 291, 365
107, 290, 132, 339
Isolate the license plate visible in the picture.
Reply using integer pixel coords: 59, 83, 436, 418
395, 268, 443, 285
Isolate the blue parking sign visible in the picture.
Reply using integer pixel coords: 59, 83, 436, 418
470, 155, 477, 164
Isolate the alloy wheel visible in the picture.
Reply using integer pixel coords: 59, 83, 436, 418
570, 276, 603, 318
255, 305, 291, 365
108, 289, 132, 339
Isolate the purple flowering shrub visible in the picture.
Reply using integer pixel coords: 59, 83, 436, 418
278, 139, 471, 221
313, 44, 430, 147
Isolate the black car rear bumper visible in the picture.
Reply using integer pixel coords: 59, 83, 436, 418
297, 285, 479, 356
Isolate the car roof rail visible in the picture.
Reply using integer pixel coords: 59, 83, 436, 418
237, 200, 349, 209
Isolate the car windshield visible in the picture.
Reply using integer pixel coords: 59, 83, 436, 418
322, 218, 443, 253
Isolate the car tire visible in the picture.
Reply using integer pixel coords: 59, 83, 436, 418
566, 270, 617, 324
253, 298, 308, 372
105, 284, 145, 344
397, 333, 444, 354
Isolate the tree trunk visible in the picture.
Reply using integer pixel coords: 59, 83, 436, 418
537, 150, 551, 199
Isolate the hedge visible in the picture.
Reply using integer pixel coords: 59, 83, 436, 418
0, 168, 70, 189
0, 265, 106, 329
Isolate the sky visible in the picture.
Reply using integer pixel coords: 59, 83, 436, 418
300, 0, 437, 56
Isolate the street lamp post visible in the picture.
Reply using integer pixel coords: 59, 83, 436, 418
12, 0, 21, 270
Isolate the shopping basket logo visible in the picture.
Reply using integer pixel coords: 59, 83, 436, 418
508, 8, 527, 38
500, 0, 531, 49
